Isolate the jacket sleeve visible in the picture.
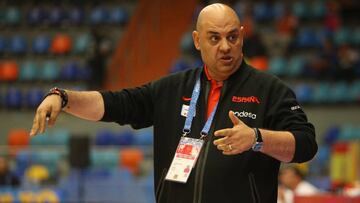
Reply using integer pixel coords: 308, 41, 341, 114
265, 80, 318, 163
99, 83, 154, 129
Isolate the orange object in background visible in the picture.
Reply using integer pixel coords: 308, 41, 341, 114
119, 148, 144, 175
0, 60, 19, 81
7, 128, 29, 146
248, 56, 269, 71
7, 128, 30, 156
51, 34, 72, 54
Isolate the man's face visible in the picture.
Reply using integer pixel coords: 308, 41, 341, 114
279, 168, 298, 189
193, 14, 243, 81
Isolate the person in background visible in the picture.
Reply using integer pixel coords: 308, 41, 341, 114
0, 156, 20, 187
278, 166, 319, 203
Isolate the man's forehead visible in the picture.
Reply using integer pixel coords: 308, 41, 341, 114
202, 21, 240, 34
196, 3, 240, 32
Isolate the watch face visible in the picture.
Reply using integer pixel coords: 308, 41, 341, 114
252, 142, 263, 151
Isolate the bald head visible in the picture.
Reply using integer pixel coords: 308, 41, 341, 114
196, 3, 241, 32
192, 3, 244, 81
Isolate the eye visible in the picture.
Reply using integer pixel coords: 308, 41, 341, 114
210, 35, 219, 42
227, 35, 238, 42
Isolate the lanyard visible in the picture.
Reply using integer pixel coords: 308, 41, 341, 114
183, 72, 218, 139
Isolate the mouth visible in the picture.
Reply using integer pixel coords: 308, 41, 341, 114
220, 56, 233, 64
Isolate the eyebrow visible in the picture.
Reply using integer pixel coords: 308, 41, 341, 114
206, 28, 239, 35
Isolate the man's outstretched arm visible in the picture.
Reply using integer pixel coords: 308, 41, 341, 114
30, 90, 104, 136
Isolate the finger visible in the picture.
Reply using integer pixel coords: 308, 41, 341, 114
223, 150, 236, 155
229, 111, 244, 126
48, 109, 60, 127
30, 114, 39, 136
214, 128, 233, 137
38, 109, 48, 134
213, 136, 228, 146
217, 144, 230, 151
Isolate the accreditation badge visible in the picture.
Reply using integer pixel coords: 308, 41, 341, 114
165, 137, 204, 183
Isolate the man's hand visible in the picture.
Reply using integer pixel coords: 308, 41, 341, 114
213, 111, 255, 155
30, 95, 62, 136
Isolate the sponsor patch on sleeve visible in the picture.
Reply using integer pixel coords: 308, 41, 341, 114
291, 105, 301, 111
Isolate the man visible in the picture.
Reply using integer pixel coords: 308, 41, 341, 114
0, 156, 20, 187
30, 3, 317, 203
278, 166, 319, 203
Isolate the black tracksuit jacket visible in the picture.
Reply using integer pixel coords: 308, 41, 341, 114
100, 62, 318, 203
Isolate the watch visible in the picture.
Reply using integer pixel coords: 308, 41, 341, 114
44, 87, 68, 108
251, 128, 263, 151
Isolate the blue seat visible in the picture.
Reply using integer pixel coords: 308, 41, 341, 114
334, 27, 350, 46
30, 132, 50, 145
312, 82, 331, 104
27, 7, 46, 25
272, 2, 285, 19
41, 60, 60, 81
91, 149, 119, 169
323, 126, 340, 145
49, 7, 66, 26
5, 87, 22, 109
330, 81, 349, 103
296, 28, 321, 48
349, 80, 360, 102
68, 7, 84, 25
180, 31, 194, 53
5, 7, 21, 25
49, 128, 70, 145
25, 88, 44, 108
253, 2, 273, 22
19, 60, 38, 81
61, 61, 79, 81
292, 1, 308, 19
268, 56, 286, 76
76, 65, 90, 81
311, 0, 326, 18
8, 35, 27, 54
90, 7, 108, 25
351, 28, 360, 45
287, 55, 306, 77
32, 35, 51, 54
134, 128, 153, 145
294, 84, 313, 103
339, 125, 357, 141
15, 149, 33, 178
95, 130, 116, 146
114, 130, 135, 146
73, 33, 92, 54
110, 7, 128, 25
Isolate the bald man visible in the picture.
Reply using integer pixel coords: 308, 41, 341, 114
30, 3, 317, 203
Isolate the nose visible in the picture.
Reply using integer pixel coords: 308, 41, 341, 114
219, 39, 231, 53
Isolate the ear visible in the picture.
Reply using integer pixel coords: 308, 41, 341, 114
192, 30, 201, 51
239, 26, 244, 45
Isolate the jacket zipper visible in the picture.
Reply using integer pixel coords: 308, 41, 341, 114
193, 80, 227, 203
248, 172, 261, 203
155, 168, 167, 202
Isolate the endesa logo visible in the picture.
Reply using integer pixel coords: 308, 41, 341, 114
232, 96, 260, 104
233, 111, 257, 120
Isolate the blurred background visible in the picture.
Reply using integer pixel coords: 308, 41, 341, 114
0, 0, 359, 202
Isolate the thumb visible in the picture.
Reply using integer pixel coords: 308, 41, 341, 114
229, 111, 242, 126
